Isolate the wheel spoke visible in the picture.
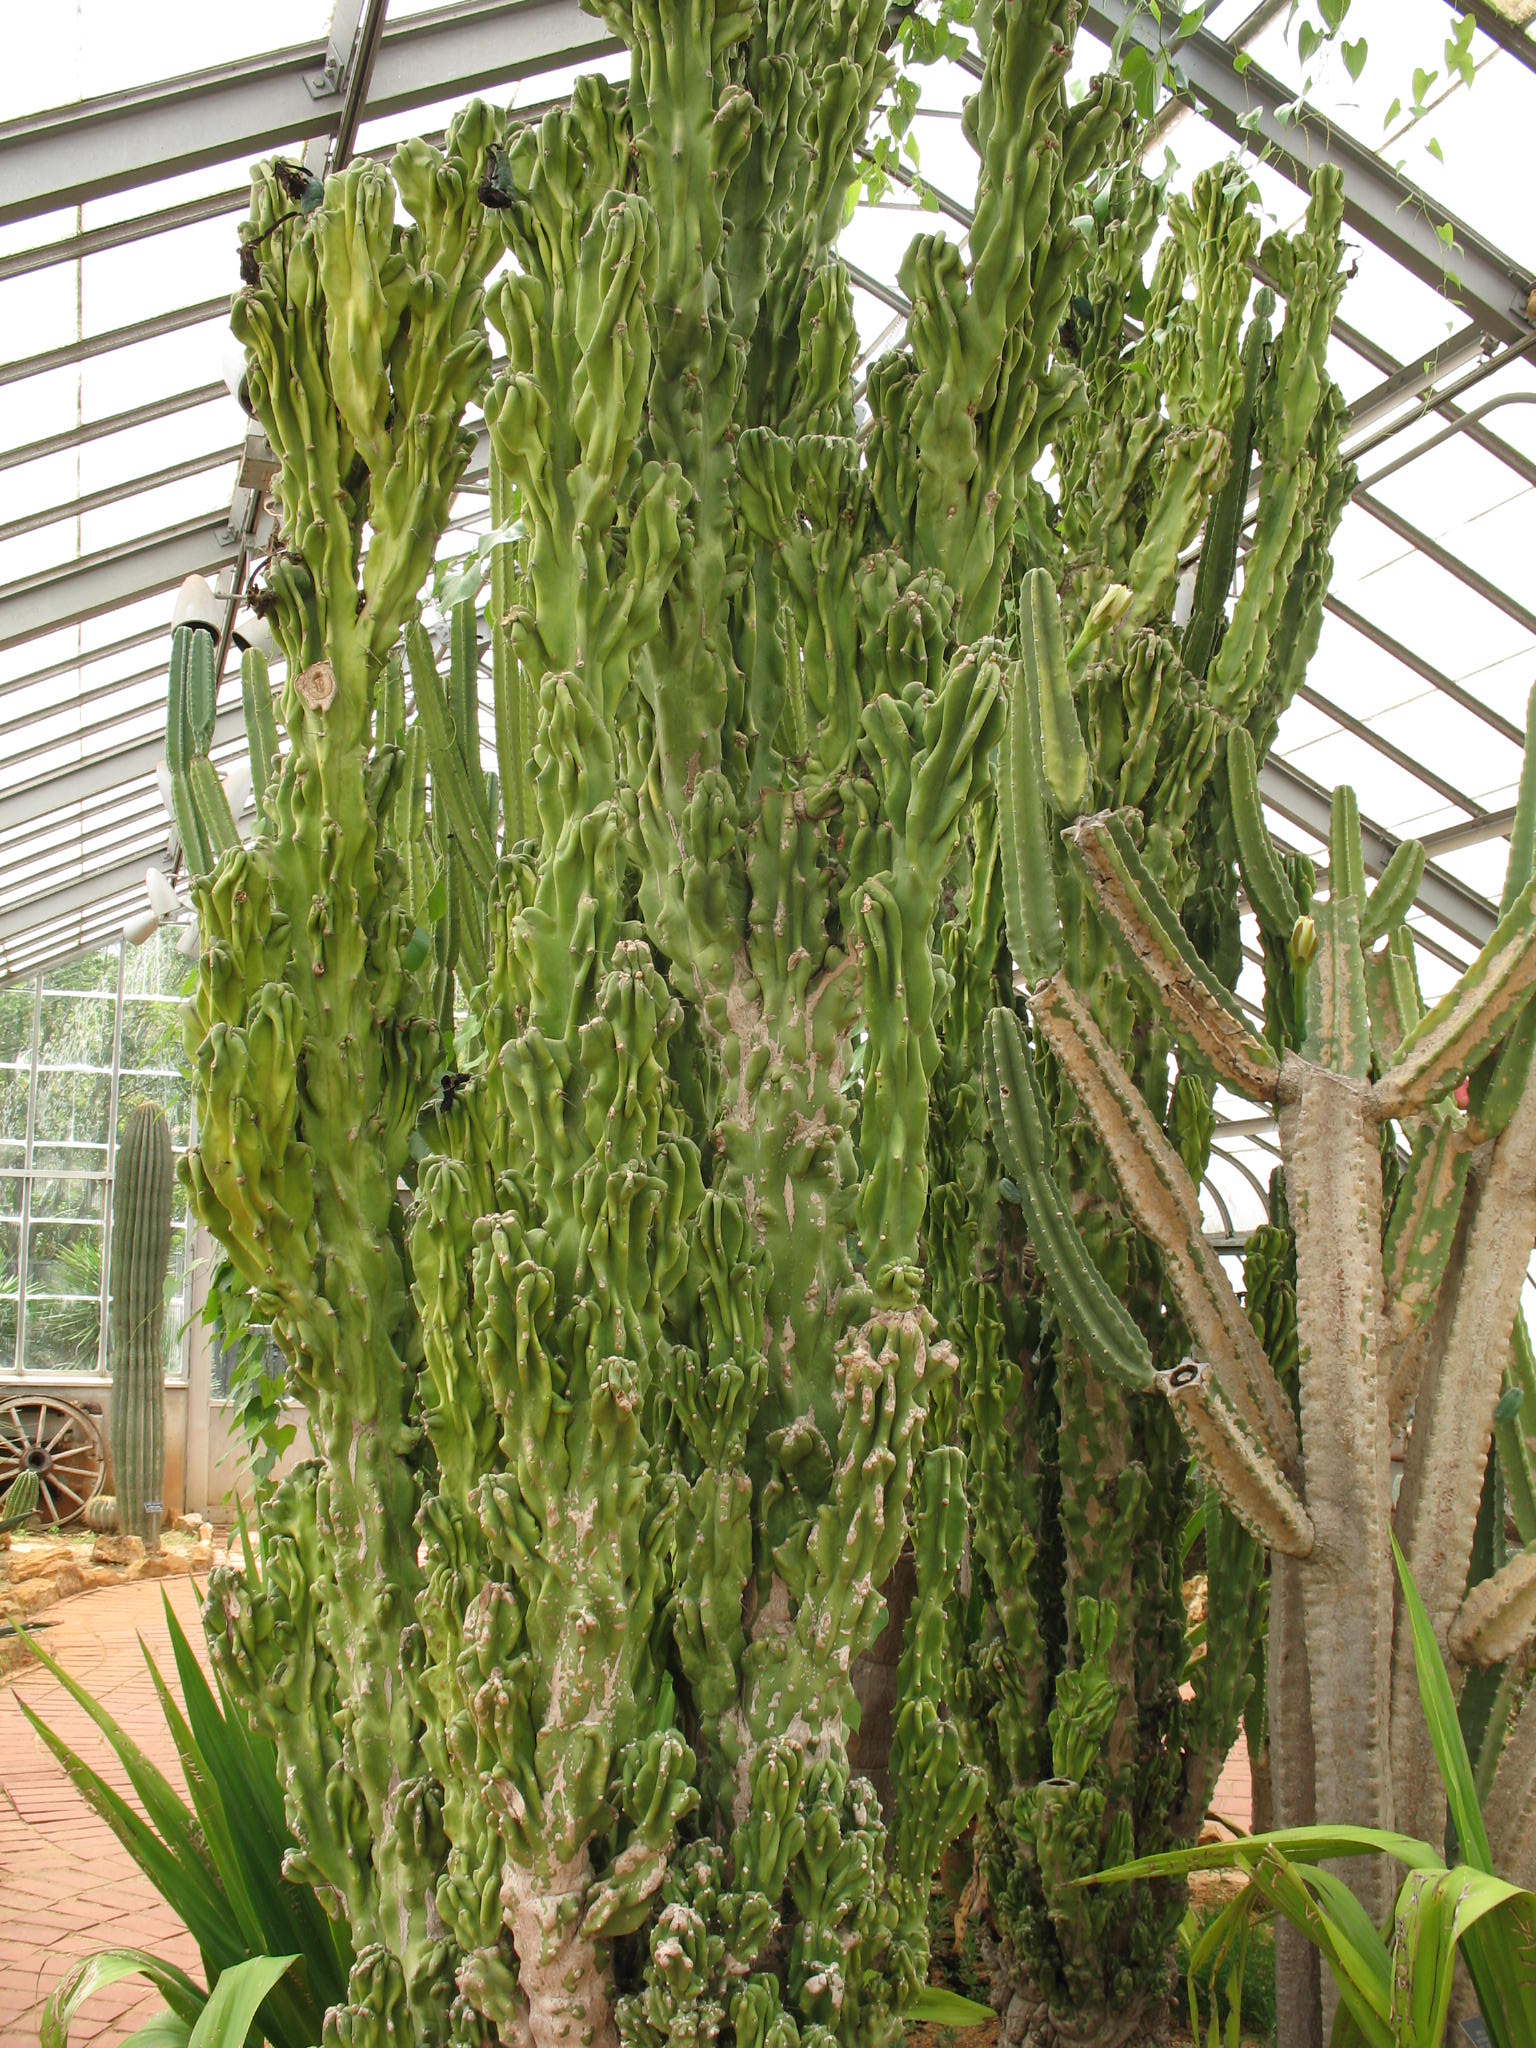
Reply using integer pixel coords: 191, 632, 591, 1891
36, 1474, 57, 1521
47, 1445, 95, 1473
40, 1410, 76, 1455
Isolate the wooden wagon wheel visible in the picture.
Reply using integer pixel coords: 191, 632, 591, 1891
0, 1393, 107, 1527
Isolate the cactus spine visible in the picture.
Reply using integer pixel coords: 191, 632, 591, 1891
107, 1104, 174, 1552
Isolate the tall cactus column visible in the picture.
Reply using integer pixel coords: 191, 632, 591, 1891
108, 1104, 174, 1552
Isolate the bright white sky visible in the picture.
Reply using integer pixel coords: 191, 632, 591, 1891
1, 0, 1534, 1235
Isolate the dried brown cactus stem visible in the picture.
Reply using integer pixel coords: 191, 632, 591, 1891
1278, 1054, 1396, 1928
1389, 1058, 1536, 1843
1267, 1557, 1323, 2048
1158, 1358, 1313, 1555
1486, 1682, 1536, 1891
1030, 972, 1297, 1465
1447, 1550, 1536, 1668
1061, 812, 1281, 1102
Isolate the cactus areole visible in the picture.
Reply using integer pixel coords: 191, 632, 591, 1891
108, 1104, 174, 1552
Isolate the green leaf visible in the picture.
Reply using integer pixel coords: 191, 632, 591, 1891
1384, 95, 1402, 125
1177, 6, 1205, 37
1495, 1385, 1524, 1423
1426, 137, 1444, 163
1412, 66, 1438, 107
403, 927, 431, 972
1318, 0, 1348, 30
187, 1958, 297, 2048
1297, 22, 1322, 65
42, 1952, 206, 2048
1341, 37, 1367, 83
906, 1986, 996, 2027
121, 2018, 194, 2048
1391, 1537, 1489, 1870
1080, 1821, 1443, 1887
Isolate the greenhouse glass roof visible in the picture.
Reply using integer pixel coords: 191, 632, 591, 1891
1, 0, 1534, 1240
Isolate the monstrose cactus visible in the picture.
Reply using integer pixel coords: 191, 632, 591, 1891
107, 1103, 174, 1552
169, 4, 1147, 2042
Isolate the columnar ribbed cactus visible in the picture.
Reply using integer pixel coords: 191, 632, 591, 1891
987, 637, 1536, 2047
930, 164, 1352, 2047
107, 1103, 174, 1552
174, 5, 1142, 2045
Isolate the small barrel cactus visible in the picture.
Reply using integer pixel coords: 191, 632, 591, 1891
108, 1105, 174, 1552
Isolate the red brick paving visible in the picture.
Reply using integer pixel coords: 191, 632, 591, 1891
1, 1582, 203, 2046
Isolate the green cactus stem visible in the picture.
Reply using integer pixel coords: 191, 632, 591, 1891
108, 1104, 174, 1553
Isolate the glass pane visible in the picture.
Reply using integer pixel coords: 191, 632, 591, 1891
37, 990, 114, 1070
122, 928, 189, 1002
0, 983, 35, 1064
0, 1066, 30, 1146
0, 1175, 21, 1219
27, 1216, 103, 1299
42, 946, 120, 996
0, 1217, 17, 1292
27, 1176, 105, 1222
32, 1068, 111, 1167
119, 999, 182, 1074
0, 1293, 14, 1369
117, 1074, 189, 1152
22, 1293, 103, 1373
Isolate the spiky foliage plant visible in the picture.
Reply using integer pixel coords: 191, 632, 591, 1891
167, 5, 1180, 2046
930, 164, 1354, 2047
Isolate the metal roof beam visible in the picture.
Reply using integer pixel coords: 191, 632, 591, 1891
0, 447, 239, 550
1082, 1, 1535, 344
0, 908, 141, 989
1258, 756, 1494, 950
0, 385, 229, 479
0, 711, 248, 833
0, 299, 228, 391
1353, 486, 1536, 637
1322, 593, 1525, 747
0, 516, 236, 654
0, 867, 149, 944
1452, 0, 1536, 79
0, 0, 615, 230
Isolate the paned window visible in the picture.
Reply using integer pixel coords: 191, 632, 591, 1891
0, 930, 191, 1378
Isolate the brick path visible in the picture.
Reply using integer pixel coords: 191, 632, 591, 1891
1, 1582, 202, 2046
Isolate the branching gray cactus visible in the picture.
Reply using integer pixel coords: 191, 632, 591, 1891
986, 686, 1536, 2044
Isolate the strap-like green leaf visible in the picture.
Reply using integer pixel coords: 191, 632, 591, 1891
41, 1950, 205, 2048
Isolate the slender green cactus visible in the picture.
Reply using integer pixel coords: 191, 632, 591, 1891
107, 1104, 174, 1552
